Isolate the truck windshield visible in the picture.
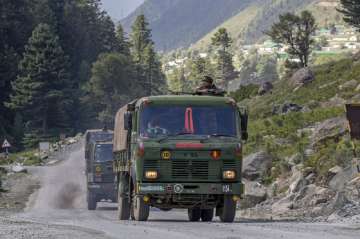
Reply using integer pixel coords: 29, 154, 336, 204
140, 105, 237, 138
89, 133, 113, 143
95, 144, 113, 162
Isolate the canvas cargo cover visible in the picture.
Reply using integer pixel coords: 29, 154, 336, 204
113, 105, 129, 152
346, 104, 360, 140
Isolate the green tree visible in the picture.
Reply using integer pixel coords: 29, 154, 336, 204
167, 67, 188, 92
116, 24, 131, 56
0, 0, 33, 140
211, 28, 236, 88
130, 15, 165, 95
266, 11, 317, 67
338, 0, 360, 29
256, 55, 278, 82
7, 24, 71, 135
188, 56, 214, 89
84, 53, 135, 126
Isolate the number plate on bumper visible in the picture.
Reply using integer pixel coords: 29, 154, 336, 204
137, 182, 244, 196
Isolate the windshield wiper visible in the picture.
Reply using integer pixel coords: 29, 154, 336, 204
157, 132, 193, 143
200, 134, 237, 142
209, 134, 237, 138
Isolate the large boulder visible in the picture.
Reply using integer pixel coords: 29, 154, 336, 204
241, 180, 267, 208
338, 80, 358, 90
311, 117, 347, 146
290, 67, 315, 86
242, 151, 272, 180
272, 102, 303, 115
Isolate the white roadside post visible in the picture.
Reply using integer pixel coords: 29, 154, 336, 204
2, 139, 12, 165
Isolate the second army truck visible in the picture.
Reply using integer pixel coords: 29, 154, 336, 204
113, 94, 248, 222
84, 129, 117, 210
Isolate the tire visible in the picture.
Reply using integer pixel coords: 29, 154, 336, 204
117, 174, 131, 220
159, 208, 172, 212
87, 193, 97, 210
218, 195, 236, 223
188, 208, 201, 222
201, 209, 214, 222
131, 195, 150, 221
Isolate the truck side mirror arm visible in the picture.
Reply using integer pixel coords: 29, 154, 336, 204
239, 108, 248, 141
124, 112, 132, 131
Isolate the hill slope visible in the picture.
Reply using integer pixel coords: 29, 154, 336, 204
121, 0, 254, 51
193, 0, 343, 50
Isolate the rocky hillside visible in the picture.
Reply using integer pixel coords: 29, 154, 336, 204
235, 55, 360, 220
122, 0, 343, 51
193, 0, 343, 50
121, 0, 256, 51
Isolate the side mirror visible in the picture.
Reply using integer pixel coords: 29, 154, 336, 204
240, 109, 248, 141
124, 112, 132, 130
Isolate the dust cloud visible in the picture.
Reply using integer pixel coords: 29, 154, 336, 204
31, 143, 86, 211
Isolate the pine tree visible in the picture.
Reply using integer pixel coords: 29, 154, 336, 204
338, 0, 360, 29
131, 15, 153, 64
188, 56, 214, 89
6, 23, 70, 135
211, 28, 236, 89
266, 11, 316, 67
0, 0, 33, 140
84, 53, 134, 126
116, 24, 131, 56
130, 15, 165, 95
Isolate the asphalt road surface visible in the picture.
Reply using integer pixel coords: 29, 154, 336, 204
0, 144, 359, 239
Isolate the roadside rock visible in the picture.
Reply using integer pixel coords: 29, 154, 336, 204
272, 103, 303, 115
11, 164, 27, 174
258, 82, 273, 95
290, 67, 315, 86
242, 151, 272, 180
311, 117, 347, 146
320, 95, 346, 108
241, 180, 267, 208
339, 79, 358, 90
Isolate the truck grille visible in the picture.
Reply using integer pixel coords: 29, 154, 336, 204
172, 160, 209, 180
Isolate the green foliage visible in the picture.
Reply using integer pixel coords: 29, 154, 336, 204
338, 0, 360, 30
230, 84, 258, 102
84, 53, 135, 126
131, 15, 165, 95
7, 23, 71, 135
266, 10, 317, 67
211, 28, 236, 88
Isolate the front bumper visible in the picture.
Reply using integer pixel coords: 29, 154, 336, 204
87, 183, 117, 200
137, 182, 244, 196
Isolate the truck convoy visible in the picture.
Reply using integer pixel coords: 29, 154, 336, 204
112, 94, 248, 222
84, 129, 116, 210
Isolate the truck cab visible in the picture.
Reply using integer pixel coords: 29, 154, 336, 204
86, 141, 117, 210
113, 95, 248, 222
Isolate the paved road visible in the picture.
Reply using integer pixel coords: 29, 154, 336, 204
1, 144, 359, 239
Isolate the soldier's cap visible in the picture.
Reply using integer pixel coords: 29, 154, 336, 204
202, 76, 214, 84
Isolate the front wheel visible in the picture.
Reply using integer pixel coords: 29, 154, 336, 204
131, 195, 150, 221
117, 175, 130, 220
188, 208, 201, 222
87, 192, 97, 210
218, 195, 237, 223
201, 209, 214, 222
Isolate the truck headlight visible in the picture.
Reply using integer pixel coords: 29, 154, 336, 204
223, 170, 236, 180
145, 170, 158, 179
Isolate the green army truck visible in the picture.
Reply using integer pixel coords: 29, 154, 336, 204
113, 94, 248, 222
84, 129, 113, 161
86, 141, 117, 210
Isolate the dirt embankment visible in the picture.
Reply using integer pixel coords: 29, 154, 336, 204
0, 171, 39, 213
